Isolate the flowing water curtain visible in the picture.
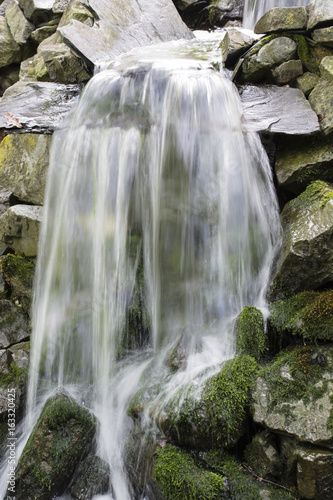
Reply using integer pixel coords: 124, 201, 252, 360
243, 0, 310, 28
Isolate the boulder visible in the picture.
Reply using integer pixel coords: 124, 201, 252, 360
30, 24, 57, 44
254, 7, 307, 35
223, 27, 256, 65
19, 51, 49, 81
70, 455, 110, 499
0, 185, 10, 217
5, 0, 34, 44
271, 59, 303, 85
244, 430, 282, 478
268, 181, 333, 300
0, 300, 29, 348
1, 253, 35, 312
0, 63, 19, 95
0, 133, 52, 204
297, 446, 333, 500
14, 392, 97, 499
307, 0, 333, 30
0, 204, 42, 257
234, 306, 266, 361
17, 0, 54, 25
0, 81, 82, 132
297, 34, 333, 76
275, 136, 333, 194
0, 15, 21, 68
53, 0, 94, 44
239, 85, 320, 135
296, 71, 320, 95
320, 56, 333, 81
251, 344, 333, 448
312, 26, 333, 47
309, 77, 333, 135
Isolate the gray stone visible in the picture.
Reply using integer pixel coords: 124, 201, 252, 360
244, 430, 282, 478
18, 0, 54, 23
52, 0, 70, 13
254, 6, 307, 34
307, 0, 333, 30
224, 28, 256, 64
272, 59, 303, 85
312, 26, 333, 47
0, 0, 12, 16
30, 24, 57, 44
297, 447, 333, 500
0, 185, 10, 216
19, 51, 49, 81
39, 39, 90, 83
0, 133, 52, 204
320, 56, 333, 81
296, 71, 320, 95
0, 300, 29, 349
239, 85, 320, 135
0, 63, 19, 95
0, 15, 21, 67
309, 77, 333, 136
53, 0, 94, 45
58, 0, 193, 69
0, 81, 82, 132
240, 36, 297, 82
0, 204, 42, 256
5, 0, 34, 44
275, 136, 333, 194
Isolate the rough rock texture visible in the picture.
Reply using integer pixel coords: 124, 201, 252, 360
0, 185, 10, 217
296, 71, 320, 95
0, 340, 29, 418
223, 27, 256, 65
307, 0, 333, 30
5, 0, 34, 44
244, 430, 282, 478
254, 6, 307, 34
312, 26, 333, 47
234, 306, 266, 361
0, 300, 29, 348
269, 181, 333, 300
271, 59, 303, 85
0, 15, 21, 67
0, 204, 42, 256
320, 55, 333, 80
18, 0, 54, 24
14, 392, 97, 499
239, 85, 320, 135
30, 24, 57, 44
70, 455, 111, 499
0, 63, 20, 96
19, 51, 49, 81
309, 77, 333, 135
0, 81, 82, 131
1, 253, 35, 313
275, 136, 333, 193
0, 133, 52, 204
297, 447, 333, 499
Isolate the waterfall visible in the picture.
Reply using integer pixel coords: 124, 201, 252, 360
0, 37, 281, 499
243, 0, 309, 29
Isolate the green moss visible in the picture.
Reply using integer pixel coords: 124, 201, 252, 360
153, 444, 226, 500
235, 306, 267, 361
0, 361, 27, 388
295, 35, 333, 76
1, 253, 35, 313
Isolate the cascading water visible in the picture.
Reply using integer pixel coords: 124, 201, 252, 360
0, 36, 281, 499
243, 0, 309, 29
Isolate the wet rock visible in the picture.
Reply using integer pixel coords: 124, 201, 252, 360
234, 306, 266, 361
0, 81, 83, 132
268, 182, 333, 300
53, 0, 94, 44
0, 15, 21, 67
30, 24, 57, 44
307, 0, 333, 31
271, 59, 303, 85
296, 71, 320, 95
0, 204, 42, 257
70, 455, 110, 500
312, 26, 333, 47
297, 34, 333, 76
224, 27, 256, 65
320, 55, 333, 81
297, 446, 333, 500
239, 85, 320, 135
0, 133, 52, 204
14, 391, 97, 499
244, 430, 282, 478
5, 0, 34, 44
0, 340, 29, 418
275, 136, 333, 194
309, 77, 333, 135
209, 0, 244, 27
254, 7, 307, 34
0, 300, 29, 348
1, 252, 35, 313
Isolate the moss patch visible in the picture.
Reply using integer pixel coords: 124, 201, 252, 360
1, 253, 35, 314
296, 35, 333, 76
235, 306, 267, 361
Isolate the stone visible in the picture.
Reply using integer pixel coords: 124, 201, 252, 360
0, 205, 42, 257
17, 0, 54, 24
269, 182, 333, 300
19, 52, 49, 81
244, 430, 282, 478
0, 300, 29, 348
296, 71, 320, 95
30, 24, 57, 44
240, 36, 297, 82
5, 0, 34, 44
0, 133, 52, 204
297, 447, 333, 500
254, 7, 307, 34
312, 26, 333, 47
0, 63, 19, 96
8, 340, 29, 369
39, 40, 91, 83
272, 59, 303, 85
251, 344, 333, 448
309, 77, 333, 136
0, 81, 82, 132
239, 85, 320, 135
0, 15, 21, 67
320, 56, 333, 81
53, 0, 94, 44
70, 455, 110, 499
0, 0, 12, 16
14, 392, 97, 499
275, 136, 333, 194
297, 34, 333, 76
224, 28, 256, 64
0, 185, 10, 216
0, 340, 29, 418
52, 0, 70, 13
307, 0, 333, 31
1, 253, 35, 312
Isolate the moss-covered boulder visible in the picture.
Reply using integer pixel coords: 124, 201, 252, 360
0, 299, 29, 348
296, 35, 333, 76
0, 205, 42, 257
70, 455, 110, 499
1, 253, 35, 313
234, 306, 266, 361
254, 6, 307, 35
0, 340, 29, 419
296, 71, 320, 95
296, 446, 333, 500
251, 345, 333, 448
309, 77, 333, 136
14, 392, 97, 499
268, 181, 333, 301
244, 430, 282, 479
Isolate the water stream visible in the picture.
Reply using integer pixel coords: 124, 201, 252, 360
243, 0, 310, 29
0, 35, 281, 499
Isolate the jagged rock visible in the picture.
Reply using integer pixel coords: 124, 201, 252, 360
0, 15, 21, 67
320, 56, 333, 81
53, 0, 94, 44
0, 81, 82, 132
5, 0, 34, 44
312, 26, 333, 47
297, 447, 333, 500
14, 392, 97, 499
58, 0, 193, 69
1, 253, 35, 313
296, 71, 320, 95
251, 344, 333, 448
30, 24, 57, 44
254, 6, 307, 34
19, 51, 49, 81
239, 85, 320, 135
307, 0, 333, 30
0, 133, 52, 204
309, 77, 333, 135
271, 59, 303, 85
240, 36, 297, 82
269, 182, 333, 300
223, 27, 256, 65
0, 300, 29, 348
0, 205, 42, 257
17, 0, 54, 25
70, 455, 110, 499
275, 136, 333, 193
244, 430, 282, 478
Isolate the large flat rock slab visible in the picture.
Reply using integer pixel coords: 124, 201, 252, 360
59, 0, 193, 68
239, 84, 320, 135
0, 81, 82, 131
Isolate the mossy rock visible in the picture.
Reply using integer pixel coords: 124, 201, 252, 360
14, 392, 97, 499
296, 35, 333, 76
0, 299, 29, 348
70, 455, 110, 499
244, 430, 282, 479
234, 306, 267, 361
0, 253, 35, 313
